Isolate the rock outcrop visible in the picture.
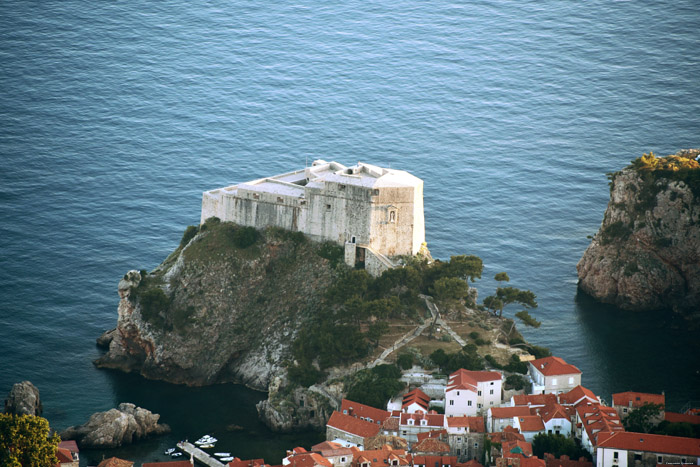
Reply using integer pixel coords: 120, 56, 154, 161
60, 403, 170, 448
577, 149, 700, 315
94, 223, 337, 391
3, 381, 42, 416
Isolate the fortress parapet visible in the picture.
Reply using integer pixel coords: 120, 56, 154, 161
201, 160, 425, 275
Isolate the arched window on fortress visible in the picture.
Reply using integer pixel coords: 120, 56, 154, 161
389, 210, 396, 223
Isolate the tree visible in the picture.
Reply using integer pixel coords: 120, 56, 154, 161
0, 413, 60, 467
624, 403, 664, 433
447, 255, 483, 282
532, 433, 590, 460
432, 277, 469, 301
396, 353, 414, 370
515, 310, 541, 328
484, 286, 537, 318
494, 272, 509, 283
367, 321, 389, 346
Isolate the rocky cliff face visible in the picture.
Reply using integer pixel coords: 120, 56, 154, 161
577, 149, 700, 315
95, 223, 338, 391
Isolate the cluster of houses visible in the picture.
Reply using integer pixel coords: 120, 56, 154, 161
57, 356, 700, 467
322, 356, 700, 467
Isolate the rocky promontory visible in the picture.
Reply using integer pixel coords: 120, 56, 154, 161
60, 403, 170, 448
577, 149, 700, 315
95, 221, 339, 391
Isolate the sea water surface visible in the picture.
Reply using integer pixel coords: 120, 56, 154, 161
1, 1, 699, 464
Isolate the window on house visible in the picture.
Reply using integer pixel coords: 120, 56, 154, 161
477, 391, 481, 396
490, 382, 494, 385
613, 452, 618, 460
351, 236, 356, 243
474, 442, 478, 448
253, 193, 260, 199
623, 408, 628, 413
341, 458, 346, 463
490, 389, 494, 395
457, 437, 461, 442
408, 419, 414, 425
300, 200, 306, 205
478, 403, 482, 408
552, 378, 558, 385
326, 204, 331, 210
634, 454, 641, 462
657, 457, 663, 464
299, 399, 304, 407
402, 431, 407, 436
457, 391, 460, 396
490, 401, 494, 405
373, 189, 380, 195
449, 400, 454, 406
569, 377, 574, 384
468, 401, 472, 406
277, 196, 283, 203
389, 211, 396, 223
339, 184, 346, 190
421, 419, 427, 426
548, 430, 552, 434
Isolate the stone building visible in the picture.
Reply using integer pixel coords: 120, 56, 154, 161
201, 160, 425, 276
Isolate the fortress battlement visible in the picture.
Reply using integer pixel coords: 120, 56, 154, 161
201, 160, 425, 275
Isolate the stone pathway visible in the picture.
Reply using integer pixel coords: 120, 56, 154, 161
367, 294, 468, 368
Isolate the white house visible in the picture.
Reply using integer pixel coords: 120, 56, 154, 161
528, 356, 582, 395
539, 403, 572, 437
486, 406, 531, 433
596, 432, 700, 467
445, 369, 502, 417
513, 415, 545, 443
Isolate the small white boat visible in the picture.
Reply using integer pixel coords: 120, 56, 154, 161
172, 452, 183, 457
200, 443, 215, 449
215, 453, 232, 457
221, 457, 234, 462
195, 435, 218, 445
164, 448, 176, 455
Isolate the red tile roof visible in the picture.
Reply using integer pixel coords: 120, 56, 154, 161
576, 404, 624, 445
287, 453, 332, 467
490, 406, 532, 419
412, 438, 450, 454
489, 428, 526, 444
342, 399, 391, 423
529, 357, 581, 376
558, 386, 598, 407
58, 440, 79, 453
55, 447, 73, 464
502, 439, 533, 456
446, 416, 485, 432
399, 412, 444, 427
403, 389, 430, 411
352, 447, 410, 467
456, 461, 483, 467
447, 369, 501, 393
382, 417, 400, 431
328, 411, 382, 438
143, 462, 194, 467
539, 404, 571, 423
542, 454, 593, 467
416, 429, 447, 442
411, 455, 457, 467
311, 441, 354, 458
228, 459, 268, 467
597, 431, 700, 455
665, 411, 700, 425
513, 393, 558, 407
612, 391, 665, 409
517, 415, 545, 432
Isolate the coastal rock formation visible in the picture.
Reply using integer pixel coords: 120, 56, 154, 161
60, 403, 170, 448
256, 376, 339, 431
94, 222, 337, 390
577, 149, 700, 314
3, 381, 42, 416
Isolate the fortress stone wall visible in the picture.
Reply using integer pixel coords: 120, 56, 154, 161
201, 160, 425, 275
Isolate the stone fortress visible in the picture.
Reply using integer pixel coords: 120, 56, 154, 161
201, 160, 426, 275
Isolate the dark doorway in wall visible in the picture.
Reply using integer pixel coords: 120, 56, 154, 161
355, 247, 366, 269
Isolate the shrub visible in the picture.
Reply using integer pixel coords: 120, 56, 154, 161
317, 242, 344, 267
527, 345, 552, 359
504, 354, 528, 374
345, 365, 403, 409
484, 354, 503, 370
396, 353, 414, 370
515, 310, 541, 328
180, 225, 199, 247
232, 226, 259, 249
288, 362, 325, 387
505, 374, 526, 390
139, 288, 170, 324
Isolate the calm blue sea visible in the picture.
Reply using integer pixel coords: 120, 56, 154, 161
1, 0, 699, 463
